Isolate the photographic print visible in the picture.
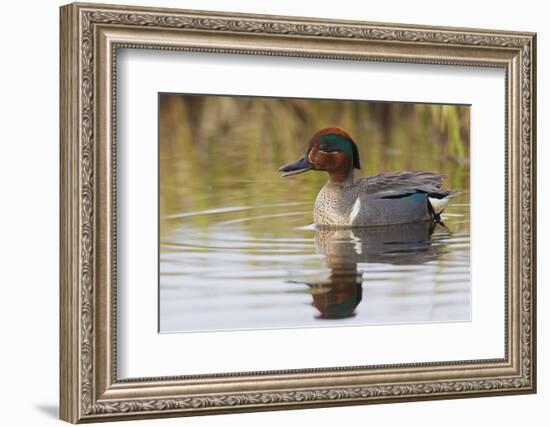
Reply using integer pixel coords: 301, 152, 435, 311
159, 94, 470, 333
60, 4, 536, 420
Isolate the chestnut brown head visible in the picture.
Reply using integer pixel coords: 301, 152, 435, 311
279, 127, 361, 181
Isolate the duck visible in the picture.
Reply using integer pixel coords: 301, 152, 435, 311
279, 127, 456, 227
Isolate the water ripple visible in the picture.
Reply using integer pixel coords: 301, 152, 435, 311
160, 199, 470, 332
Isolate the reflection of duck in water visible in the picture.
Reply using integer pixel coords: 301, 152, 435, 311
310, 264, 363, 319
280, 127, 456, 227
298, 222, 449, 319
316, 221, 448, 266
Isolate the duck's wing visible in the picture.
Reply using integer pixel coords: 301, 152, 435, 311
361, 171, 453, 199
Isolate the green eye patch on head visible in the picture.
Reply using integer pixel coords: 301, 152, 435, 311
314, 133, 361, 169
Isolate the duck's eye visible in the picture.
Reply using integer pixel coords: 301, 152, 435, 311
318, 143, 328, 151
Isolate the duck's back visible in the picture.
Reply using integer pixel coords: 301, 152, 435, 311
362, 171, 450, 199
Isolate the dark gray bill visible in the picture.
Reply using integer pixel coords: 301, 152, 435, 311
279, 154, 312, 177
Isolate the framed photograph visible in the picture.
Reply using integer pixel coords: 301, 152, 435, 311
60, 2, 536, 423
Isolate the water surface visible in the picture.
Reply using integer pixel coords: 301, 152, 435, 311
160, 187, 470, 332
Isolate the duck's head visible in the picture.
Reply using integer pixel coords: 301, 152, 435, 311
279, 127, 361, 182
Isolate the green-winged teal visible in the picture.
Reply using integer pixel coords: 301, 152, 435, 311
279, 127, 456, 227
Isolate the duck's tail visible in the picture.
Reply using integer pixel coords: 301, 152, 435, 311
428, 191, 461, 217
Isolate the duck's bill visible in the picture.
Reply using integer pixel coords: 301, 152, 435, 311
280, 167, 312, 177
279, 155, 312, 177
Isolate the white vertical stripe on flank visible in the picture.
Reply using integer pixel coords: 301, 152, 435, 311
349, 197, 361, 222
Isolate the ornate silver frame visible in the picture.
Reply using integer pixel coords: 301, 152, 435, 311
60, 2, 537, 423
